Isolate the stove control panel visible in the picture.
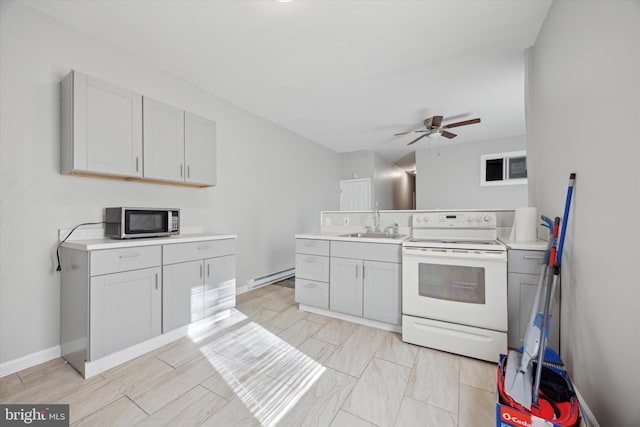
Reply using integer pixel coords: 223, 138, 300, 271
412, 211, 497, 229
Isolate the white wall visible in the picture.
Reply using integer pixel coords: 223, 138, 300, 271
527, 2, 640, 426
415, 135, 528, 209
0, 2, 340, 363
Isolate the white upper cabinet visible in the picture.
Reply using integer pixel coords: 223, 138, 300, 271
61, 70, 216, 187
61, 70, 142, 177
185, 112, 217, 186
143, 102, 217, 186
142, 97, 185, 182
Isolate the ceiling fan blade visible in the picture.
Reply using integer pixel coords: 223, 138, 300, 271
394, 130, 427, 136
443, 118, 481, 129
431, 115, 443, 128
441, 130, 457, 139
407, 133, 429, 145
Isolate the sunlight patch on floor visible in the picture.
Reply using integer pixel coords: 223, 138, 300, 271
190, 310, 326, 426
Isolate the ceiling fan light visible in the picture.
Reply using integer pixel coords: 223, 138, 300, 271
429, 131, 442, 138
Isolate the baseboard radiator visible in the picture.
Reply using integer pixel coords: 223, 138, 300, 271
248, 268, 295, 290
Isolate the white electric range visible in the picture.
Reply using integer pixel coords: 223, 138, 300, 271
401, 211, 508, 362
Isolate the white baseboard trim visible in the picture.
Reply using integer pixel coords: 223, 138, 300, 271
574, 384, 600, 427
0, 345, 61, 378
83, 327, 186, 378
299, 304, 401, 333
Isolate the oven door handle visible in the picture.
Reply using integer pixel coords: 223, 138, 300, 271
402, 247, 506, 260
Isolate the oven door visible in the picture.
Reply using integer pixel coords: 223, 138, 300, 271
402, 246, 507, 331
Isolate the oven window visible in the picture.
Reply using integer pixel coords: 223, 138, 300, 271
418, 263, 486, 304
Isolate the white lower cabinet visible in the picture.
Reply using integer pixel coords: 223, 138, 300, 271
331, 241, 402, 325
507, 249, 560, 350
204, 255, 236, 317
163, 260, 205, 331
329, 257, 363, 316
363, 261, 401, 324
60, 236, 236, 377
295, 239, 330, 309
163, 255, 237, 331
90, 267, 161, 360
162, 241, 236, 332
329, 257, 401, 323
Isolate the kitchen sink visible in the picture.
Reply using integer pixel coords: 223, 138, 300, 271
339, 232, 406, 239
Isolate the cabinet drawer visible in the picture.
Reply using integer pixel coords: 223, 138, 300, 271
163, 239, 235, 265
295, 278, 329, 309
331, 241, 401, 263
295, 254, 329, 282
296, 239, 330, 256
90, 246, 161, 276
508, 249, 545, 274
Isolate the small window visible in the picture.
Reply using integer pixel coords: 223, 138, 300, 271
481, 151, 527, 186
485, 158, 504, 182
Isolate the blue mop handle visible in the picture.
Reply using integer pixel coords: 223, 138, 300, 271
556, 173, 576, 266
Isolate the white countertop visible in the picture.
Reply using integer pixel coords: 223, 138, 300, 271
498, 236, 548, 251
295, 232, 410, 245
62, 233, 237, 251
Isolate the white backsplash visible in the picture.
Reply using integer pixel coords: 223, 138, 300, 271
321, 209, 516, 236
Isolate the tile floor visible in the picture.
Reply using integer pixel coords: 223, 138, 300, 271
0, 279, 497, 426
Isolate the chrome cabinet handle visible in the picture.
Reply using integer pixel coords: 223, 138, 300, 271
155, 273, 158, 290
200, 264, 203, 279
180, 164, 183, 177
135, 157, 139, 172
198, 245, 210, 251
119, 254, 140, 259
362, 265, 365, 279
355, 264, 359, 278
523, 255, 544, 260
207, 264, 210, 277
187, 165, 190, 178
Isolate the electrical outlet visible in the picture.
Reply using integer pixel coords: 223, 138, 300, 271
343, 217, 350, 225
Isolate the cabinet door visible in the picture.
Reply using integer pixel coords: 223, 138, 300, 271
89, 267, 161, 360
72, 71, 143, 177
363, 261, 401, 325
204, 255, 236, 317
163, 260, 204, 332
508, 272, 560, 351
143, 97, 185, 182
329, 257, 363, 317
184, 112, 216, 186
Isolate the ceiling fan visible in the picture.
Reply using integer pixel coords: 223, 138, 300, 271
394, 116, 481, 145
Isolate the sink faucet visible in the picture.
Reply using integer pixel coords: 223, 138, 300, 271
373, 205, 381, 232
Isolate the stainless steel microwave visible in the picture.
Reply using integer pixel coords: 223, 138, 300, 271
105, 207, 180, 239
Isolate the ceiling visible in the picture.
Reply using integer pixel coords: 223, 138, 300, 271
23, 0, 552, 168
